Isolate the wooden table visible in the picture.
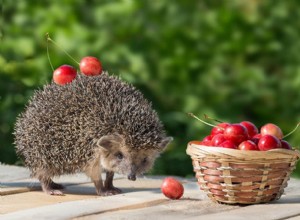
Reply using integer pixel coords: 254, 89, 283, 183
1, 163, 300, 220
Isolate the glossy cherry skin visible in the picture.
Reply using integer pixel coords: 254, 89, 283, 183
224, 124, 248, 145
258, 134, 281, 151
80, 56, 102, 76
211, 134, 226, 146
260, 123, 283, 139
219, 140, 237, 149
211, 123, 230, 136
161, 177, 184, 200
280, 140, 292, 150
238, 140, 259, 151
240, 121, 259, 138
53, 65, 77, 85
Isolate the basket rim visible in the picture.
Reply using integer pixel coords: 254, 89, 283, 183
186, 143, 300, 160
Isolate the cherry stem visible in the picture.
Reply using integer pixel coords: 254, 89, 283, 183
46, 33, 54, 71
283, 122, 300, 139
46, 33, 80, 65
187, 113, 224, 129
204, 114, 224, 123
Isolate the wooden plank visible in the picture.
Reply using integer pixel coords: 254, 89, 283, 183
0, 176, 167, 214
0, 177, 236, 220
0, 187, 30, 196
0, 164, 30, 182
0, 191, 97, 214
73, 181, 237, 220
196, 197, 300, 220
1, 163, 300, 220
0, 191, 165, 219
0, 177, 170, 219
75, 179, 300, 220
78, 199, 237, 220
0, 172, 125, 196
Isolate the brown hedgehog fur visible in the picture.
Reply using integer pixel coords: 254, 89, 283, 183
14, 72, 172, 196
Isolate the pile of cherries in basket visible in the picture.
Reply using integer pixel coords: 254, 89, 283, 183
189, 114, 296, 151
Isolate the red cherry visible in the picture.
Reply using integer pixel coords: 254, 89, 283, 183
253, 133, 262, 139
211, 123, 230, 136
219, 140, 237, 149
80, 56, 102, 76
211, 134, 226, 146
201, 135, 213, 146
238, 140, 258, 151
161, 177, 184, 200
258, 134, 281, 151
202, 135, 213, 142
53, 65, 77, 85
224, 124, 248, 145
240, 121, 258, 138
251, 138, 259, 145
251, 133, 261, 145
280, 140, 292, 150
260, 123, 283, 139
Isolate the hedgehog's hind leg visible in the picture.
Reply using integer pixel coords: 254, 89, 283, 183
38, 176, 64, 196
49, 180, 64, 190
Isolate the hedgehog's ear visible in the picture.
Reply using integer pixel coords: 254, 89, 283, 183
96, 134, 123, 150
159, 137, 173, 150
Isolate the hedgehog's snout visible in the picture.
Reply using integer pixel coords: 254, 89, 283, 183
127, 164, 137, 181
128, 174, 136, 181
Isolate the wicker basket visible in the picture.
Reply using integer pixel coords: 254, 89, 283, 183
186, 143, 300, 205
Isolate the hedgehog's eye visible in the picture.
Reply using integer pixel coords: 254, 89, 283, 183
115, 152, 123, 160
142, 157, 147, 164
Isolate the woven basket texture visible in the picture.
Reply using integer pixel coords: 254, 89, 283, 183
186, 143, 300, 204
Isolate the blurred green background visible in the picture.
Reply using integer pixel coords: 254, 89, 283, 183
1, 0, 300, 177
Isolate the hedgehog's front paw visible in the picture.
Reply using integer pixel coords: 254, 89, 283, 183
107, 186, 122, 195
40, 179, 65, 196
98, 187, 122, 196
44, 189, 65, 196
43, 188, 65, 196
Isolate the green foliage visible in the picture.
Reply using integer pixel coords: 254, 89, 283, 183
1, 0, 300, 177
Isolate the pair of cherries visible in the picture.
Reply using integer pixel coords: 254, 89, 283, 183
46, 33, 102, 85
53, 56, 102, 85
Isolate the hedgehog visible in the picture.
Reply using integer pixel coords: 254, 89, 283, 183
14, 72, 172, 196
